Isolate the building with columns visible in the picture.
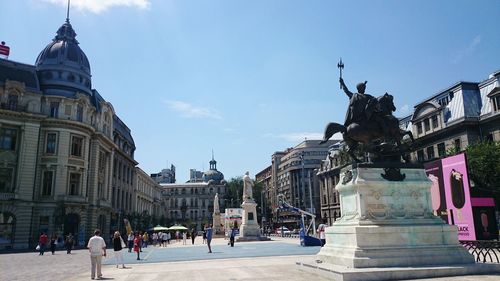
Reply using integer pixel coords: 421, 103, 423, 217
160, 157, 227, 229
0, 17, 139, 249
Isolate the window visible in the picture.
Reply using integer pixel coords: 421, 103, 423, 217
76, 105, 83, 122
416, 122, 422, 134
70, 135, 84, 157
8, 95, 18, 111
69, 173, 81, 195
424, 119, 430, 132
0, 128, 17, 151
42, 171, 53, 196
493, 95, 500, 112
50, 102, 59, 118
432, 115, 438, 129
437, 143, 446, 157
0, 168, 14, 192
454, 138, 461, 152
45, 133, 57, 154
64, 105, 72, 115
426, 146, 435, 160
417, 150, 424, 162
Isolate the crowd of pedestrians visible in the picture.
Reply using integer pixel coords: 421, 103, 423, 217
35, 223, 236, 280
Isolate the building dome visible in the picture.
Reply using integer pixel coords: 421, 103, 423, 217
203, 169, 225, 184
35, 19, 92, 96
202, 156, 225, 184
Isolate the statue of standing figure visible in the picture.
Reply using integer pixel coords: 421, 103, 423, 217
214, 193, 220, 214
242, 171, 253, 201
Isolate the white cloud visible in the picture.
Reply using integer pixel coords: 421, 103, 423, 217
164, 100, 222, 120
451, 35, 481, 64
265, 132, 342, 142
398, 104, 410, 115
44, 0, 150, 14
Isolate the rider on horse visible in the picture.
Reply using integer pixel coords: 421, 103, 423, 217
340, 78, 390, 137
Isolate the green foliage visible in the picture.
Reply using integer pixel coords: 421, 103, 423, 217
224, 177, 243, 207
466, 141, 500, 191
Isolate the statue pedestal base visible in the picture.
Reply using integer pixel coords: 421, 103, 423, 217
237, 200, 270, 242
212, 212, 221, 234
296, 165, 500, 280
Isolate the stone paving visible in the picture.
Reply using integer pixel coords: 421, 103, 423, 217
0, 237, 499, 281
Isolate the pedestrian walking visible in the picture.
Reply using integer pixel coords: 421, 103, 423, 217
176, 230, 180, 242
127, 232, 134, 252
65, 233, 74, 254
190, 228, 196, 245
202, 229, 207, 244
112, 231, 126, 269
205, 224, 213, 253
87, 229, 107, 280
229, 226, 236, 247
142, 232, 149, 248
38, 232, 48, 255
317, 219, 327, 247
182, 231, 187, 245
50, 234, 57, 254
133, 232, 141, 260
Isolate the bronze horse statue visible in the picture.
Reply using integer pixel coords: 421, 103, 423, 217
320, 93, 414, 162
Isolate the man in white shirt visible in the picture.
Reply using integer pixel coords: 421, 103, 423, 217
87, 229, 107, 280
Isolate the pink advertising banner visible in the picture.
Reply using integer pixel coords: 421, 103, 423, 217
441, 153, 476, 241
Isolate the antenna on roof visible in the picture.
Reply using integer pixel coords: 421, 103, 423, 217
212, 149, 214, 160
66, 0, 71, 23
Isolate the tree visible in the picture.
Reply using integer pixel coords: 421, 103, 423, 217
224, 177, 243, 208
466, 141, 500, 192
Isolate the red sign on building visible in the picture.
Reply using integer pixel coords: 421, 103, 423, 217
0, 41, 10, 56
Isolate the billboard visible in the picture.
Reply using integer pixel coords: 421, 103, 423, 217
441, 153, 475, 240
424, 153, 476, 241
424, 160, 448, 221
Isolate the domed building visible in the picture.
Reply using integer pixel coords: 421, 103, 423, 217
160, 156, 228, 229
202, 156, 227, 185
0, 16, 160, 250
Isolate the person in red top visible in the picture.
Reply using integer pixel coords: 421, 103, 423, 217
38, 232, 48, 255
133, 232, 141, 260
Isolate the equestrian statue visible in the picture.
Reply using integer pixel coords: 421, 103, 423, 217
320, 62, 414, 163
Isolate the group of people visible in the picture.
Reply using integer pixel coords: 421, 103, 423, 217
37, 232, 75, 255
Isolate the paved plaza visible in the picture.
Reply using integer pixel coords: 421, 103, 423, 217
1, 237, 499, 281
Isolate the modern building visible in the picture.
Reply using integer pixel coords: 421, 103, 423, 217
259, 140, 338, 229
160, 157, 227, 229
255, 165, 271, 228
151, 165, 176, 184
406, 70, 500, 162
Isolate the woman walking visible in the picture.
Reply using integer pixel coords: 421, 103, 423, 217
112, 231, 126, 268
133, 232, 141, 260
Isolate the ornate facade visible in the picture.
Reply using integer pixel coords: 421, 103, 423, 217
403, 70, 500, 162
0, 18, 149, 249
160, 157, 227, 229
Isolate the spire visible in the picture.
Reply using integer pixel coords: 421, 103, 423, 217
209, 150, 217, 170
66, 0, 71, 23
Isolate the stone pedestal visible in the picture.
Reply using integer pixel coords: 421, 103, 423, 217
317, 165, 474, 268
297, 164, 500, 280
237, 200, 270, 241
239, 201, 260, 237
212, 212, 221, 234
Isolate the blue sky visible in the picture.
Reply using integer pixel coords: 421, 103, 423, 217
1, 0, 499, 182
